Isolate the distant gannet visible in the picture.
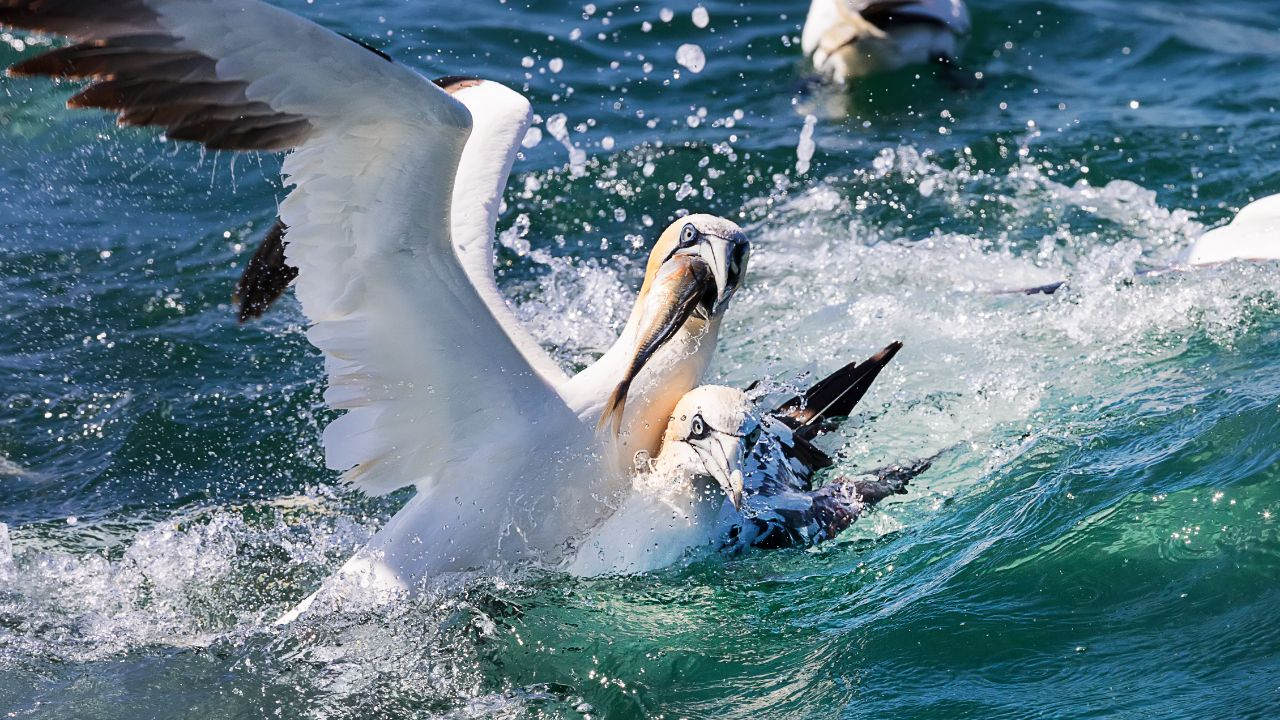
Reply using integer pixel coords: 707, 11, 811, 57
1180, 193, 1280, 266
1, 0, 749, 609
571, 342, 933, 575
801, 0, 971, 82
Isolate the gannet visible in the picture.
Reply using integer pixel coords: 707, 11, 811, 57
570, 342, 931, 575
1180, 193, 1280, 266
1005, 193, 1280, 297
1, 0, 749, 609
227, 75, 749, 466
801, 0, 971, 82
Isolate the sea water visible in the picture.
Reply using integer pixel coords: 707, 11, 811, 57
1, 0, 1278, 717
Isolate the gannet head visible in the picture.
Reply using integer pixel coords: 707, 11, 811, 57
642, 214, 750, 317
597, 215, 750, 434
651, 385, 758, 510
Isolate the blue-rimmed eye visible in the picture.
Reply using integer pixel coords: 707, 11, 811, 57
680, 223, 698, 246
689, 414, 708, 440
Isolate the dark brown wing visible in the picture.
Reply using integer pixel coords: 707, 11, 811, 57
3, 0, 313, 151
234, 219, 294, 322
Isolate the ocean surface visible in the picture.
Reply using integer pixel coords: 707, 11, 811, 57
2, 0, 1279, 717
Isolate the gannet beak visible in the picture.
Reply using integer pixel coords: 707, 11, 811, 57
724, 468, 745, 510
700, 432, 746, 510
689, 229, 749, 316
598, 254, 718, 433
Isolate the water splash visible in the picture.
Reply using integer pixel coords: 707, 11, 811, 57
795, 114, 818, 175
675, 43, 706, 74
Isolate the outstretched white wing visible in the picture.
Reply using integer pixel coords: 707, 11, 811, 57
443, 83, 572, 388
4, 0, 580, 495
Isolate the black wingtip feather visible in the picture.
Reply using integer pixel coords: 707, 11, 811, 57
771, 341, 903, 440
234, 218, 296, 322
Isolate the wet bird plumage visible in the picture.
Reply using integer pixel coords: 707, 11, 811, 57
801, 0, 970, 81
0, 0, 754, 615
569, 342, 926, 575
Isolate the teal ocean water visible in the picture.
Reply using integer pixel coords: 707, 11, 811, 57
2, 0, 1279, 717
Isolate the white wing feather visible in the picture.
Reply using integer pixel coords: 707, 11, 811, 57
3, 0, 579, 496
445, 85, 573, 389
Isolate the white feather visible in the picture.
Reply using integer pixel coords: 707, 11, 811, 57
1181, 193, 1280, 265
83, 1, 620, 588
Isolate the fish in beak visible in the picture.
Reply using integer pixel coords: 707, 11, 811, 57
662, 221, 749, 317
598, 253, 717, 434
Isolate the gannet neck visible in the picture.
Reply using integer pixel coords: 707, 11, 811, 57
566, 307, 722, 467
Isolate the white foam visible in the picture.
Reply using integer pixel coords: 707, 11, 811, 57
500, 142, 1272, 539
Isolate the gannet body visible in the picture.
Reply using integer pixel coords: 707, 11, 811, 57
570, 342, 930, 575
1181, 193, 1280, 266
801, 0, 971, 82
2, 0, 749, 614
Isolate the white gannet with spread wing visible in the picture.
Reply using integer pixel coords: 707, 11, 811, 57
571, 342, 934, 575
1, 0, 749, 609
230, 78, 749, 467
802, 0, 971, 82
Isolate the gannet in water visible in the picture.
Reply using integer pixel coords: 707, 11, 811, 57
801, 0, 971, 82
222, 71, 750, 463
1007, 193, 1280, 296
1180, 193, 1280, 266
2, 0, 749, 609
570, 342, 933, 575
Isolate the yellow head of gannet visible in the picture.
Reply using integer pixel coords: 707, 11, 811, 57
594, 215, 750, 440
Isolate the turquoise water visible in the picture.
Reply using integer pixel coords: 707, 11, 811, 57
2, 0, 1279, 717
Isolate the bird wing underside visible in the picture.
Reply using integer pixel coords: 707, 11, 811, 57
3, 0, 576, 498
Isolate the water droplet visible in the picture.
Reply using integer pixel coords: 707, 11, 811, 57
675, 44, 705, 73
